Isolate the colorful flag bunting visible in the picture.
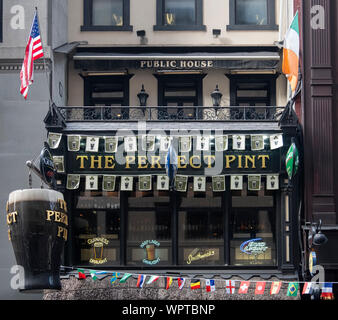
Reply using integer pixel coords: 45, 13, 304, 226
110, 272, 120, 284
137, 275, 146, 288
287, 282, 299, 297
255, 281, 266, 295
90, 270, 98, 281
270, 281, 282, 295
225, 280, 236, 294
77, 268, 86, 279
120, 273, 132, 283
147, 276, 160, 285
165, 277, 173, 290
190, 279, 201, 290
238, 281, 250, 294
320, 283, 334, 300
178, 278, 186, 290
206, 279, 215, 292
302, 282, 313, 295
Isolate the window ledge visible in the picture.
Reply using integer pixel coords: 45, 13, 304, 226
153, 25, 206, 31
226, 24, 279, 31
81, 25, 133, 32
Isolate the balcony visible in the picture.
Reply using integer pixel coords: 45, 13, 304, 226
58, 106, 285, 122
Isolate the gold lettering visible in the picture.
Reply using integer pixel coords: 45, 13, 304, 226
151, 156, 162, 169
54, 211, 61, 223
178, 155, 187, 169
90, 156, 102, 169
245, 155, 256, 169
190, 155, 201, 169
258, 155, 270, 168
225, 155, 236, 168
201, 61, 207, 68
57, 226, 68, 241
138, 156, 148, 169
204, 155, 215, 168
76, 155, 88, 169
58, 198, 68, 213
237, 155, 243, 168
46, 210, 55, 221
7, 211, 18, 225
6, 213, 12, 225
207, 61, 214, 67
8, 229, 11, 241
104, 155, 116, 169
140, 61, 146, 68
125, 156, 135, 169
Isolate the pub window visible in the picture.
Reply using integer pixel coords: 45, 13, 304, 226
230, 182, 277, 266
154, 0, 206, 31
81, 0, 133, 31
72, 186, 121, 266
178, 182, 224, 265
127, 190, 172, 266
156, 74, 204, 120
228, 74, 277, 120
227, 0, 278, 31
83, 75, 131, 120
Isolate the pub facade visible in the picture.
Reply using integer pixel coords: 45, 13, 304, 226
42, 0, 303, 298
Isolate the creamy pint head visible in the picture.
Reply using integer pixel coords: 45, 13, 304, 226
8, 188, 63, 205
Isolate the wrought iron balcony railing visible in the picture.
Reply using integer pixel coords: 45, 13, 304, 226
58, 106, 285, 122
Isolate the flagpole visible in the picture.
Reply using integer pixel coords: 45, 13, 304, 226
34, 6, 53, 111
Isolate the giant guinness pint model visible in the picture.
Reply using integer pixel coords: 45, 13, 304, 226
6, 144, 68, 291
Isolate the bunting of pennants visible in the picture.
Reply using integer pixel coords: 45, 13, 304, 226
74, 268, 335, 299
48, 132, 284, 152
65, 174, 280, 191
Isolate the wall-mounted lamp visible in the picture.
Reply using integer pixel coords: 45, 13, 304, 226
137, 30, 146, 38
308, 219, 328, 248
212, 29, 221, 38
137, 84, 149, 107
210, 85, 222, 107
137, 30, 147, 45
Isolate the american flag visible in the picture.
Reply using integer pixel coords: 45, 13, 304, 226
20, 11, 44, 99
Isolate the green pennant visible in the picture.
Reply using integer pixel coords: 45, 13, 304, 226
90, 270, 98, 281
286, 142, 299, 179
287, 282, 299, 296
119, 273, 132, 283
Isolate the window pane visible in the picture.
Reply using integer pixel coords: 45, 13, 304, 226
73, 191, 121, 266
178, 184, 224, 265
164, 0, 196, 25
92, 0, 123, 26
235, 0, 268, 25
127, 192, 172, 265
230, 191, 277, 266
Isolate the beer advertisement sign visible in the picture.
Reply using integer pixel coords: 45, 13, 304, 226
140, 240, 160, 265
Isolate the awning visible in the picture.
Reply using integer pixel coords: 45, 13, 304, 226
73, 50, 280, 71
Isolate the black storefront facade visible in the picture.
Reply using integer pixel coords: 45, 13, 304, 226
43, 46, 302, 298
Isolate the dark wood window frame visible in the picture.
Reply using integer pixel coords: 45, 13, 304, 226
154, 0, 206, 31
227, 74, 277, 106
81, 0, 133, 31
227, 0, 278, 31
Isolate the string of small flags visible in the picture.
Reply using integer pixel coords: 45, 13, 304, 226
66, 267, 334, 299
47, 132, 284, 152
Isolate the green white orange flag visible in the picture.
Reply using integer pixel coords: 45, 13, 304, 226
282, 11, 300, 95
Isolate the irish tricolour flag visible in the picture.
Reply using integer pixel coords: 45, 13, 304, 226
282, 11, 300, 95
